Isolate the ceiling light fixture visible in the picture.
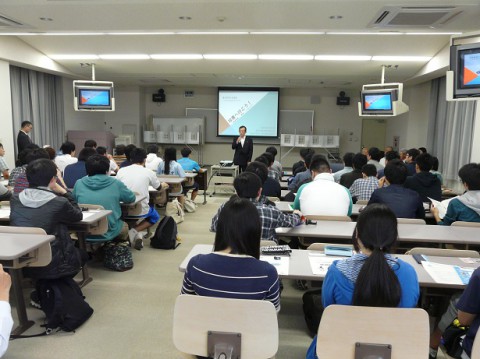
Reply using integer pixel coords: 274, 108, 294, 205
315, 55, 371, 61
372, 56, 432, 62
109, 32, 175, 35
203, 54, 257, 60
250, 31, 325, 35
99, 54, 150, 60
177, 31, 248, 35
327, 32, 402, 35
259, 54, 314, 60
49, 54, 99, 60
405, 32, 463, 36
151, 54, 203, 60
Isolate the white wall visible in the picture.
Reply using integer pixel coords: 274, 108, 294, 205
471, 101, 480, 163
0, 60, 15, 168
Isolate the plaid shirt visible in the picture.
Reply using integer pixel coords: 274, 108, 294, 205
8, 165, 26, 187
349, 176, 379, 201
268, 169, 280, 182
210, 198, 301, 243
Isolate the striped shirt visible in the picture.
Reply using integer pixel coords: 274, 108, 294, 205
181, 252, 281, 310
211, 198, 301, 243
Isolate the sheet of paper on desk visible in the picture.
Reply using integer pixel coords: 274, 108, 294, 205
308, 254, 337, 276
260, 255, 289, 275
0, 209, 9, 219
422, 261, 474, 285
82, 211, 99, 220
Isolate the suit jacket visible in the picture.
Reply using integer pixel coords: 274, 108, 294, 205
368, 184, 425, 219
17, 131, 31, 153
232, 136, 253, 166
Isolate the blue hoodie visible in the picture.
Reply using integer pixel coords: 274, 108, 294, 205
73, 174, 135, 241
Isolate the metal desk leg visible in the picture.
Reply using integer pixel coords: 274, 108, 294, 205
10, 269, 34, 335
76, 232, 92, 288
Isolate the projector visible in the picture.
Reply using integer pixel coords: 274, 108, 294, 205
219, 160, 234, 167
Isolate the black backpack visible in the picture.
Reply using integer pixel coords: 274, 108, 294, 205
150, 215, 180, 249
302, 289, 324, 337
37, 277, 94, 333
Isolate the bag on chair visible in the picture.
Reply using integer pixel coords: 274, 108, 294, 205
150, 215, 180, 249
184, 198, 196, 213
166, 198, 185, 223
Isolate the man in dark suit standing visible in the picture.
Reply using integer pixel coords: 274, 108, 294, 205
17, 121, 33, 154
232, 125, 253, 172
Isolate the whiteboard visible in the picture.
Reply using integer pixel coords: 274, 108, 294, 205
186, 108, 313, 144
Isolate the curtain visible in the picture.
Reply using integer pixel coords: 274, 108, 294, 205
10, 66, 65, 157
427, 77, 477, 190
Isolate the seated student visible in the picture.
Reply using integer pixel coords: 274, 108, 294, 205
349, 164, 379, 202
260, 151, 280, 182
368, 159, 425, 219
183, 197, 281, 310
367, 147, 384, 171
340, 153, 367, 189
73, 155, 136, 242
288, 153, 314, 191
0, 264, 13, 358
265, 146, 282, 178
293, 155, 352, 216
432, 163, 480, 225
430, 156, 443, 186
55, 141, 78, 173
0, 143, 10, 179
429, 266, 480, 359
95, 146, 118, 175
379, 145, 393, 167
112, 144, 127, 167
405, 148, 420, 176
211, 172, 302, 244
333, 152, 354, 183
399, 148, 408, 162
306, 204, 420, 358
377, 150, 400, 179
404, 153, 442, 202
246, 160, 280, 202
10, 159, 86, 280
177, 147, 201, 202
43, 146, 56, 161
8, 148, 31, 188
84, 139, 97, 149
419, 146, 427, 154
13, 148, 51, 194
145, 144, 163, 171
119, 144, 136, 169
292, 148, 315, 176
117, 148, 167, 250
63, 147, 97, 189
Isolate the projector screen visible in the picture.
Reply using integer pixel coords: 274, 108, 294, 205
217, 87, 279, 138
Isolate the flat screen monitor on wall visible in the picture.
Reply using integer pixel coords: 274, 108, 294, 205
360, 89, 397, 115
73, 81, 115, 111
217, 87, 280, 138
450, 42, 480, 98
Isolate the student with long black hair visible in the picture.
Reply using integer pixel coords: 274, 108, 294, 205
181, 197, 280, 311
306, 204, 420, 358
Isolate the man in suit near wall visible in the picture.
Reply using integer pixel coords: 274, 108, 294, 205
17, 121, 33, 154
232, 125, 253, 172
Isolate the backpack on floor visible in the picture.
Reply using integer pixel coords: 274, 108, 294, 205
37, 277, 94, 334
151, 215, 180, 249
103, 241, 134, 272
302, 289, 324, 337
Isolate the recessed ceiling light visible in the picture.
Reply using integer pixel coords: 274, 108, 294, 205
329, 15, 343, 20
259, 54, 314, 60
372, 56, 432, 62
177, 31, 248, 35
179, 16, 192, 20
203, 54, 257, 60
39, 17, 53, 21
315, 55, 371, 61
327, 32, 402, 35
99, 54, 150, 60
151, 54, 203, 60
49, 54, 99, 60
250, 31, 324, 35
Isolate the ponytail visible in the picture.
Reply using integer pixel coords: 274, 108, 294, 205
352, 248, 401, 307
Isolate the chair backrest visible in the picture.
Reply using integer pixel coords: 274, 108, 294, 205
452, 221, 480, 228
260, 240, 277, 247
405, 247, 480, 258
316, 305, 429, 359
267, 196, 280, 202
356, 199, 368, 205
397, 218, 426, 224
307, 243, 354, 252
79, 204, 108, 235
471, 331, 480, 359
173, 295, 278, 359
305, 215, 351, 222
0, 226, 51, 267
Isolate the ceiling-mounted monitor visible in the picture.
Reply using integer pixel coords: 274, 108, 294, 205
73, 80, 115, 111
358, 83, 409, 117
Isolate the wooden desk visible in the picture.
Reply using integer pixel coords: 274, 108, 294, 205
0, 233, 55, 335
120, 194, 147, 216
179, 244, 480, 290
275, 221, 480, 247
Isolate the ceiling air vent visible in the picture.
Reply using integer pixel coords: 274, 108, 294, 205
368, 6, 463, 28
0, 13, 27, 28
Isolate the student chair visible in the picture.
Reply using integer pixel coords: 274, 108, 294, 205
451, 221, 480, 228
316, 305, 429, 359
307, 242, 354, 252
397, 218, 426, 224
173, 295, 279, 359
78, 204, 109, 236
471, 333, 480, 359
355, 199, 369, 205
405, 247, 480, 258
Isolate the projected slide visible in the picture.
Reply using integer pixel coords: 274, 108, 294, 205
463, 52, 480, 86
218, 89, 279, 137
80, 90, 110, 106
364, 94, 392, 110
